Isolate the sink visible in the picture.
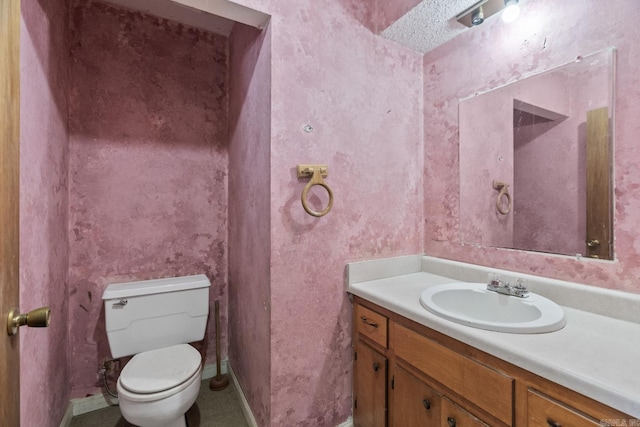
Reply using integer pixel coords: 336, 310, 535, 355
420, 282, 566, 333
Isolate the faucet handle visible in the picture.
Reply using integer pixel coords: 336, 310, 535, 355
488, 273, 500, 284
487, 273, 501, 292
514, 278, 527, 290
513, 278, 529, 297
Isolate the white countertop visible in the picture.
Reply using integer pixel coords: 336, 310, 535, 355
347, 256, 640, 419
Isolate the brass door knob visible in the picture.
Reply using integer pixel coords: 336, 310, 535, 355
7, 306, 50, 336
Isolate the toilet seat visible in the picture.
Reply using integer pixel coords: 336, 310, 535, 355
118, 344, 202, 402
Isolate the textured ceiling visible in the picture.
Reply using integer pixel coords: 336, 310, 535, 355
381, 0, 485, 53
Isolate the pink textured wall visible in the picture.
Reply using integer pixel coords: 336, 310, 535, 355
67, 1, 228, 397
228, 22, 272, 427
19, 0, 71, 425
219, 0, 424, 425
227, 1, 424, 425
424, 0, 640, 293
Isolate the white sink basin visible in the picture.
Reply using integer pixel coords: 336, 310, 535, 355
420, 282, 566, 333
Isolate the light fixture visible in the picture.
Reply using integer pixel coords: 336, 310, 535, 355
456, 0, 523, 27
502, 0, 520, 23
471, 7, 485, 26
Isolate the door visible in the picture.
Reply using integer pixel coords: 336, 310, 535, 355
586, 107, 612, 259
391, 365, 441, 427
0, 0, 21, 425
354, 341, 387, 427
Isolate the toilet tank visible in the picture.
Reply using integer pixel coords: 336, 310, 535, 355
102, 274, 210, 358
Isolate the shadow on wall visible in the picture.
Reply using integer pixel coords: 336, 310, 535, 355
228, 21, 267, 138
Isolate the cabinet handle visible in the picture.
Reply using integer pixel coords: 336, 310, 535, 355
422, 399, 431, 410
360, 316, 378, 328
547, 420, 562, 427
373, 362, 379, 372
447, 417, 456, 427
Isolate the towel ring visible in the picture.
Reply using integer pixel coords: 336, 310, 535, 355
298, 165, 334, 217
493, 180, 512, 215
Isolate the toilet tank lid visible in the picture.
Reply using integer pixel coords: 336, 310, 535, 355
102, 274, 210, 300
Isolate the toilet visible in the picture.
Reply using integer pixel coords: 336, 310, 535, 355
102, 274, 211, 427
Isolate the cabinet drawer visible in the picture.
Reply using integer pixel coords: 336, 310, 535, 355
393, 323, 513, 425
356, 305, 388, 348
527, 389, 601, 427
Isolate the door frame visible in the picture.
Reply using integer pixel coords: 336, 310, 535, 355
0, 0, 21, 425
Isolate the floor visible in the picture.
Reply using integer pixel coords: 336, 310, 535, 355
70, 378, 250, 427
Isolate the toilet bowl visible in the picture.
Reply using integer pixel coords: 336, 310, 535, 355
101, 274, 211, 427
116, 344, 202, 427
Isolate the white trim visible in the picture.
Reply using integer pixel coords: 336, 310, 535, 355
201, 360, 228, 380
336, 417, 354, 427
227, 364, 258, 427
65, 361, 228, 419
58, 402, 74, 427
59, 361, 348, 427
69, 393, 119, 417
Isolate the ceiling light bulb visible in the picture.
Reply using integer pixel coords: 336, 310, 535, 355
471, 7, 484, 26
502, 0, 520, 23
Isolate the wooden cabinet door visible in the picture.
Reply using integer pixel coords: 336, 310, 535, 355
354, 341, 387, 427
391, 365, 441, 427
441, 397, 489, 427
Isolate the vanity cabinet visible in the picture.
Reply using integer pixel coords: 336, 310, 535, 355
390, 363, 492, 427
392, 322, 513, 425
353, 304, 389, 427
352, 297, 633, 427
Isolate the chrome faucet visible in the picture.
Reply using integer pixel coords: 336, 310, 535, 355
487, 274, 529, 298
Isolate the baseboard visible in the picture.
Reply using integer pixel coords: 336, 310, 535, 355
71, 392, 119, 417
58, 402, 74, 427
226, 364, 352, 427
201, 359, 228, 380
227, 364, 258, 427
60, 360, 346, 427
61, 360, 227, 425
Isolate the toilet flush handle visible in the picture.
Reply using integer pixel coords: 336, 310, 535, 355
113, 299, 128, 307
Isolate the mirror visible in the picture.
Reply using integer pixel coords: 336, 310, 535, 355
459, 48, 614, 259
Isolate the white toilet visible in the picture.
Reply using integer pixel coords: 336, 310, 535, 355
102, 274, 211, 427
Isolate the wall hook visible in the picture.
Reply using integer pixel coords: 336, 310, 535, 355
493, 180, 512, 215
297, 164, 334, 217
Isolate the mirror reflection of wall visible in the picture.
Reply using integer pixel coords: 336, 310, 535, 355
459, 48, 614, 259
